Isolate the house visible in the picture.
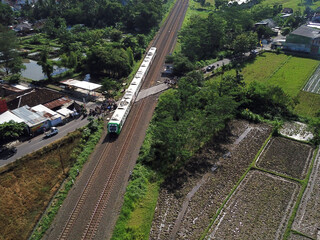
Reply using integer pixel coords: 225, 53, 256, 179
11, 105, 49, 133
284, 25, 320, 55
5, 88, 64, 110
0, 110, 25, 125
255, 19, 277, 29
14, 21, 33, 34
0, 83, 29, 98
0, 99, 8, 114
43, 97, 72, 111
282, 8, 293, 14
31, 104, 63, 127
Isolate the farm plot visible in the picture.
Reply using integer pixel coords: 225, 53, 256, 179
279, 121, 313, 142
292, 149, 320, 239
256, 137, 313, 179
303, 63, 320, 94
288, 232, 314, 240
206, 170, 300, 240
149, 120, 272, 240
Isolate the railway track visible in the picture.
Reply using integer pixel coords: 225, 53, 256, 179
51, 1, 189, 239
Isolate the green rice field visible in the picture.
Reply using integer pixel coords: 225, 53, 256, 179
259, 0, 320, 11
214, 52, 320, 117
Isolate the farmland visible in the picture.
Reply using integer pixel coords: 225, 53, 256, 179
206, 170, 300, 240
303, 64, 320, 94
239, 53, 318, 97
259, 0, 320, 11
150, 120, 272, 240
292, 149, 320, 239
213, 52, 320, 117
0, 132, 81, 240
257, 137, 313, 179
202, 136, 318, 240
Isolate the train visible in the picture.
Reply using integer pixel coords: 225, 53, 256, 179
107, 47, 157, 135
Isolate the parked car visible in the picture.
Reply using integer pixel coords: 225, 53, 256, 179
44, 127, 58, 138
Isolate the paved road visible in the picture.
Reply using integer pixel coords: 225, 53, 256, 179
0, 116, 91, 167
0, 102, 102, 168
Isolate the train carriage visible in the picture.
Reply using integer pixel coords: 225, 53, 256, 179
107, 47, 156, 135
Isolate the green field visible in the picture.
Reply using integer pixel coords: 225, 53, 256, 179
257, 0, 320, 11
127, 182, 160, 239
213, 52, 320, 117
295, 91, 320, 117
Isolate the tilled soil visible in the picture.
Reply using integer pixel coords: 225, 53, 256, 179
206, 170, 300, 240
288, 232, 314, 240
256, 137, 313, 179
292, 148, 320, 239
149, 120, 272, 240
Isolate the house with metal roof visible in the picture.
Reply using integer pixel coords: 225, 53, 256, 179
5, 88, 64, 110
0, 110, 25, 125
284, 25, 320, 55
12, 105, 49, 133
31, 104, 63, 127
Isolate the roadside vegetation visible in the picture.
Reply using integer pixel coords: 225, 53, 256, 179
0, 119, 103, 240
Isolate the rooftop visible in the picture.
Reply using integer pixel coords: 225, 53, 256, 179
291, 25, 320, 39
6, 88, 64, 110
12, 105, 47, 127
0, 110, 24, 124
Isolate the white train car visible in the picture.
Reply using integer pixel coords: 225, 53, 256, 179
107, 47, 157, 134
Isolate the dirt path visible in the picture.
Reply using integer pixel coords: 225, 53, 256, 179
149, 120, 272, 240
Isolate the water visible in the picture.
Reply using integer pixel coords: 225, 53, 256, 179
21, 59, 68, 81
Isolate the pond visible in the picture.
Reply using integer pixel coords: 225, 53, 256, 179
21, 59, 68, 81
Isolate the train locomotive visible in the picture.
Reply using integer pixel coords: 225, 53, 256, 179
107, 47, 157, 135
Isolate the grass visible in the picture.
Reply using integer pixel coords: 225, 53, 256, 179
126, 181, 160, 239
259, 0, 320, 11
267, 56, 319, 97
295, 91, 320, 117
0, 131, 82, 240
214, 52, 320, 117
111, 163, 161, 240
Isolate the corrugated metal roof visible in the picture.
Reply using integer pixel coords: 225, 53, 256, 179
12, 105, 47, 127
291, 25, 320, 39
0, 111, 24, 124
44, 97, 72, 109
60, 79, 102, 91
31, 104, 62, 120
57, 108, 73, 117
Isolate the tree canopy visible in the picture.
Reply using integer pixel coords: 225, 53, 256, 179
0, 25, 25, 80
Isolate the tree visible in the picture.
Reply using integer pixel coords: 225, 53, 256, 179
232, 32, 258, 55
0, 121, 25, 141
109, 28, 122, 42
38, 46, 54, 81
0, 2, 14, 25
0, 25, 25, 78
87, 44, 132, 78
215, 0, 227, 9
245, 82, 295, 118
256, 25, 276, 39
171, 53, 195, 76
